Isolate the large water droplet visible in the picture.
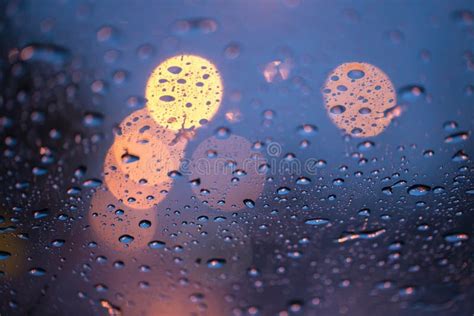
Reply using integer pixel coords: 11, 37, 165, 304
407, 184, 431, 196
207, 258, 226, 268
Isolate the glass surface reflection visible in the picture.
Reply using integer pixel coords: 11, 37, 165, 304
0, 1, 473, 315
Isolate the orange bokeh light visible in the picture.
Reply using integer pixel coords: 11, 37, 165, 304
322, 62, 398, 137
104, 108, 187, 209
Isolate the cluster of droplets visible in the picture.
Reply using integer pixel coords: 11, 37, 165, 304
89, 55, 224, 252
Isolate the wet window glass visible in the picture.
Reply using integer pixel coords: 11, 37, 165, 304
0, 1, 473, 315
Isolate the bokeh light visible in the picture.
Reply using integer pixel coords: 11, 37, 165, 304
104, 108, 187, 209
145, 54, 223, 131
322, 62, 399, 137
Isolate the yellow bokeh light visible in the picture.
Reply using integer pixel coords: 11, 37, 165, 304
145, 54, 223, 131
322, 62, 399, 137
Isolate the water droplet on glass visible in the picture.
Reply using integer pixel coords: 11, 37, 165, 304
407, 184, 431, 196
305, 218, 329, 226
118, 234, 134, 244
398, 85, 425, 102
207, 258, 226, 268
29, 268, 46, 277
